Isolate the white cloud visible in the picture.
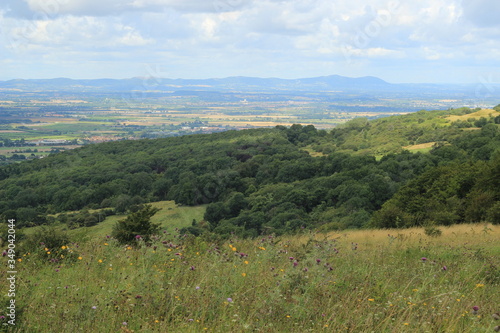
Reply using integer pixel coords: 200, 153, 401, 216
0, 0, 499, 83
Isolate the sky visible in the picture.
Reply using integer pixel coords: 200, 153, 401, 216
0, 0, 499, 83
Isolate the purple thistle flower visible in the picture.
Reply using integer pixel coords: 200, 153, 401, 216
421, 257, 427, 262
303, 267, 308, 272
316, 259, 321, 264
190, 266, 195, 271
122, 322, 128, 326
1, 251, 6, 257
135, 295, 142, 299
442, 265, 447, 271
473, 306, 479, 311
227, 297, 233, 302
135, 235, 142, 239
293, 261, 298, 267
289, 257, 294, 261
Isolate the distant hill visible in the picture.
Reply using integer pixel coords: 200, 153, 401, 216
0, 75, 390, 92
1, 75, 496, 98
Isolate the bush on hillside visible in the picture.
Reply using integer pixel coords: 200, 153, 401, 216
111, 204, 161, 245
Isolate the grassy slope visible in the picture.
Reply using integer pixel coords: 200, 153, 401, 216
41, 201, 206, 241
310, 108, 499, 157
3, 223, 498, 332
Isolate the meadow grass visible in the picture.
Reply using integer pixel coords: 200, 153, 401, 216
1, 223, 498, 332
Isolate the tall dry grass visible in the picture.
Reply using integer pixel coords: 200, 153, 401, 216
1, 223, 498, 332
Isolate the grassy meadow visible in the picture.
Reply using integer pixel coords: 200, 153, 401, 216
2, 222, 499, 332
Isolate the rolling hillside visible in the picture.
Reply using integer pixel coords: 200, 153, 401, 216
0, 106, 499, 236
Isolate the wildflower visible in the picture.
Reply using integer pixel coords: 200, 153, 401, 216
122, 322, 128, 326
421, 257, 427, 262
47, 251, 51, 254
195, 286, 200, 290
17, 258, 22, 262
289, 257, 294, 261
135, 235, 142, 239
55, 269, 59, 272
442, 266, 447, 271
227, 298, 233, 303
472, 306, 479, 315
135, 295, 142, 299
475, 283, 485, 288
106, 235, 111, 238
293, 261, 298, 267
98, 259, 103, 263
104, 243, 108, 246
242, 273, 247, 277
1, 251, 6, 257
92, 306, 97, 309
61, 246, 67, 250
368, 299, 375, 302
316, 259, 321, 264
303, 267, 308, 272
189, 266, 195, 271
244, 261, 249, 265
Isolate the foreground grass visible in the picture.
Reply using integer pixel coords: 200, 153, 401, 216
2, 224, 499, 332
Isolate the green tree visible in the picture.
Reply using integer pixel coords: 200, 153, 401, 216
111, 204, 161, 245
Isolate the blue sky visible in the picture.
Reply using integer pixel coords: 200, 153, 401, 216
0, 0, 499, 83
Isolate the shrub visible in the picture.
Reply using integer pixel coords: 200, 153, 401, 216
424, 224, 442, 237
111, 204, 161, 245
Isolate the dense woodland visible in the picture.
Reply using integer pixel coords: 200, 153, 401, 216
1, 106, 499, 237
